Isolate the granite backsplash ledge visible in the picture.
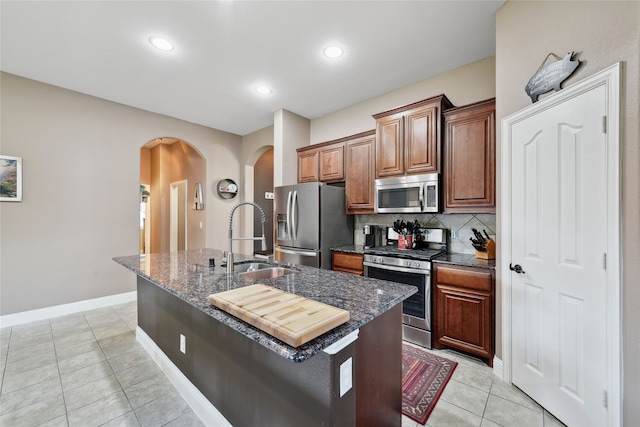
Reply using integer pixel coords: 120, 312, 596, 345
354, 213, 496, 255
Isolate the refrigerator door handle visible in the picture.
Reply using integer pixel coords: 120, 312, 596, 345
291, 190, 298, 241
286, 190, 293, 240
277, 247, 317, 257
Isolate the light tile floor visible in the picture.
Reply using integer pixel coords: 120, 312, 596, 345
0, 301, 565, 427
0, 301, 204, 427
402, 343, 566, 427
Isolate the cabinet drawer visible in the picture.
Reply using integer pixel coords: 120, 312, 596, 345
434, 264, 493, 292
332, 252, 364, 275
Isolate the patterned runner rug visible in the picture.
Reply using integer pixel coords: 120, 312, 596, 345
402, 343, 458, 424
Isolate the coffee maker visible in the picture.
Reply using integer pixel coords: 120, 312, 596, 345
363, 225, 382, 249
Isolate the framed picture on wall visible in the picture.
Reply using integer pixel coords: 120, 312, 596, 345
0, 155, 23, 202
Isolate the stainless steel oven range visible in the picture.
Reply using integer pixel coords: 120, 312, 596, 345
363, 228, 447, 348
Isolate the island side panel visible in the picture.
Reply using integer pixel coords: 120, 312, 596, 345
355, 303, 403, 427
137, 276, 356, 427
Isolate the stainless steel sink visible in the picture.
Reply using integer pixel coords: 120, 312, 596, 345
233, 262, 273, 273
239, 267, 297, 280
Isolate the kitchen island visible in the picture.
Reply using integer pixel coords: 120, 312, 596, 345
113, 249, 416, 427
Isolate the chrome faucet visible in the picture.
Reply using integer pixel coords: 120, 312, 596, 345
226, 201, 267, 273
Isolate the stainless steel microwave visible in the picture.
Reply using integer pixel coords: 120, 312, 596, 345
374, 173, 440, 213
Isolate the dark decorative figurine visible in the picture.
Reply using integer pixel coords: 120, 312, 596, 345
525, 51, 580, 103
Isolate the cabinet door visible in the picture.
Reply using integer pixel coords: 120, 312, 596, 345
297, 149, 319, 183
375, 114, 404, 178
433, 263, 494, 365
405, 104, 439, 174
345, 136, 375, 214
443, 99, 496, 213
332, 252, 364, 276
318, 143, 345, 183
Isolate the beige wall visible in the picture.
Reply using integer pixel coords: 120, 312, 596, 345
242, 125, 274, 168
274, 109, 310, 186
496, 1, 640, 423
310, 57, 496, 144
0, 72, 242, 315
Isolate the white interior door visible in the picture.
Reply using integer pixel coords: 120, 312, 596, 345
510, 85, 608, 426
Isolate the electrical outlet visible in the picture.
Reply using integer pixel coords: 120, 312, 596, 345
265, 192, 274, 200
199, 221, 203, 229
339, 357, 352, 397
452, 229, 459, 239
180, 334, 186, 354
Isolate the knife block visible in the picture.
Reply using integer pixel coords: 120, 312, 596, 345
475, 239, 496, 260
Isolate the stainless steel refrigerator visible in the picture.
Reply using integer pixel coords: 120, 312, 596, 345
274, 182, 353, 269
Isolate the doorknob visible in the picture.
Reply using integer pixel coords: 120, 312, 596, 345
509, 263, 525, 274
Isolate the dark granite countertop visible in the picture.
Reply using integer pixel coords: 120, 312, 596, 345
330, 245, 366, 255
113, 249, 416, 363
433, 253, 496, 270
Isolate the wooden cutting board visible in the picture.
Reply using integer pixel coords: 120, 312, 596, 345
208, 284, 350, 347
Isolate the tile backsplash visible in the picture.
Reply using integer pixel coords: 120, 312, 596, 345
354, 213, 496, 254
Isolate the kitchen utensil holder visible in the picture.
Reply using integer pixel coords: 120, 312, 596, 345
398, 235, 413, 250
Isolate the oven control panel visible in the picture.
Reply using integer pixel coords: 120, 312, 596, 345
363, 254, 431, 272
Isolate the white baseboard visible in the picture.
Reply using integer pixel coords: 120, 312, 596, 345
0, 291, 137, 328
493, 356, 504, 381
136, 327, 232, 427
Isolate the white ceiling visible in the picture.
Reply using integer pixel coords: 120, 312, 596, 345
0, 1, 505, 136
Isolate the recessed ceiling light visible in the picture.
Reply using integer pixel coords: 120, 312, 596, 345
255, 86, 272, 95
323, 46, 343, 59
149, 36, 174, 51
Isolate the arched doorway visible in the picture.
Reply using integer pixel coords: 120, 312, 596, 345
140, 137, 206, 254
239, 144, 274, 257
253, 148, 274, 255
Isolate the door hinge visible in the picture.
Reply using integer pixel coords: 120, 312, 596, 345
602, 116, 607, 133
602, 253, 607, 270
603, 390, 608, 409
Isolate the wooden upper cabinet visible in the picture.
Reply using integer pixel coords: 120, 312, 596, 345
443, 98, 496, 213
373, 94, 453, 178
374, 114, 404, 178
405, 106, 439, 174
345, 131, 376, 214
297, 142, 345, 184
297, 148, 319, 183
318, 142, 345, 182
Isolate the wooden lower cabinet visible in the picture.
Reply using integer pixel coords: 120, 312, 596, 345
332, 251, 364, 276
432, 263, 495, 367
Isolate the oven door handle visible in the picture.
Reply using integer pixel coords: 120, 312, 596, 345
364, 261, 431, 275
